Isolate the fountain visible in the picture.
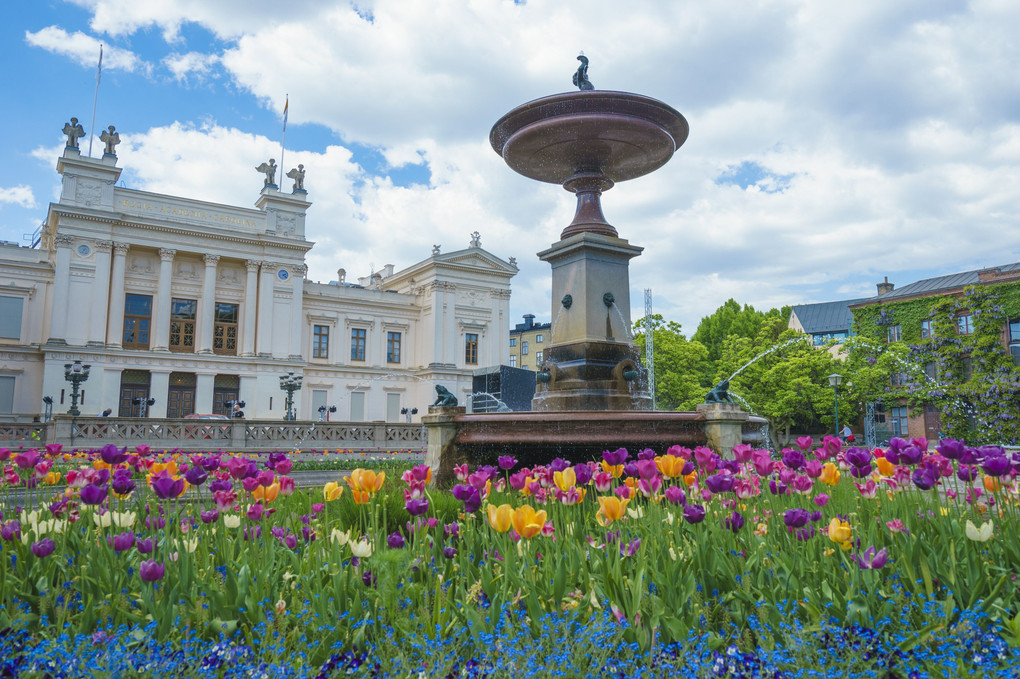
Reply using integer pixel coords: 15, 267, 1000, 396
424, 60, 766, 478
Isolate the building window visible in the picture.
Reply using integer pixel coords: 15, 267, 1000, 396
509, 355, 517, 368
923, 362, 936, 380
961, 356, 973, 381
123, 293, 152, 350
890, 372, 908, 387
920, 320, 933, 339
522, 340, 529, 355
956, 314, 973, 335
0, 296, 23, 340
351, 328, 367, 361
1010, 318, 1020, 366
536, 350, 543, 365
536, 334, 544, 343
313, 325, 329, 359
886, 324, 902, 343
169, 298, 196, 353
509, 337, 517, 347
465, 333, 479, 365
387, 332, 401, 363
813, 331, 848, 346
890, 406, 908, 438
212, 303, 239, 355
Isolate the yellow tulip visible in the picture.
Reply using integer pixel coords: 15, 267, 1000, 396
487, 503, 513, 533
600, 460, 624, 478
819, 463, 841, 486
827, 518, 852, 546
682, 470, 697, 487
597, 496, 630, 525
345, 469, 385, 494
323, 481, 344, 501
656, 454, 685, 478
252, 482, 280, 503
553, 467, 576, 492
511, 504, 547, 539
43, 471, 62, 485
875, 456, 895, 477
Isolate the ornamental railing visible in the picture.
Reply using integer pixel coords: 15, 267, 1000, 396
12, 417, 425, 453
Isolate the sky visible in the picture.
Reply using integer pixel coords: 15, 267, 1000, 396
2, 0, 1018, 336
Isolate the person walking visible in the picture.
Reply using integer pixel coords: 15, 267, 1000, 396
841, 424, 854, 443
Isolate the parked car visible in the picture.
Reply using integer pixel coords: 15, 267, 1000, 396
183, 413, 229, 439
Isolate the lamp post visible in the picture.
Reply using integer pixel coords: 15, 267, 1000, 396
827, 373, 843, 437
400, 407, 418, 424
63, 361, 91, 416
279, 372, 302, 421
42, 396, 53, 422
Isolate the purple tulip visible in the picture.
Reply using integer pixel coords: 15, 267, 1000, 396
783, 508, 810, 529
246, 503, 265, 521
957, 465, 980, 482
199, 455, 223, 472
782, 449, 806, 471
497, 456, 517, 471
814, 493, 830, 507
613, 485, 631, 501
139, 559, 165, 582
80, 483, 109, 506
136, 537, 154, 554
31, 538, 55, 558
634, 459, 659, 480
981, 455, 1011, 478
184, 466, 209, 487
547, 458, 569, 473
302, 526, 315, 543
13, 449, 40, 468
849, 463, 873, 479
208, 479, 233, 493
602, 448, 629, 466
1, 520, 20, 542
405, 497, 429, 516
810, 510, 824, 523
912, 465, 939, 490
443, 546, 457, 559
664, 485, 687, 505
852, 546, 889, 570
451, 484, 482, 513
200, 509, 220, 524
99, 444, 128, 465
387, 532, 405, 549
845, 447, 872, 468
284, 534, 298, 550
621, 537, 642, 556
109, 531, 135, 552
623, 461, 639, 478
683, 504, 706, 524
144, 514, 165, 531
768, 479, 788, 495
804, 460, 824, 478
898, 446, 924, 466
444, 522, 459, 539
362, 570, 377, 588
936, 439, 966, 460
723, 511, 744, 533
704, 473, 735, 494
151, 475, 185, 500
111, 471, 135, 496
573, 463, 593, 486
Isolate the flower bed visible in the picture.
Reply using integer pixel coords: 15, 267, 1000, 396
0, 437, 1018, 677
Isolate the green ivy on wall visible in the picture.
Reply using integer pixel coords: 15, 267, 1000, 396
848, 281, 1020, 444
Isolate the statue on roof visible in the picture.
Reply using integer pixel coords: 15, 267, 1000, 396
255, 159, 278, 187
286, 164, 305, 192
470, 231, 481, 248
62, 117, 86, 149
100, 125, 121, 156
572, 54, 594, 91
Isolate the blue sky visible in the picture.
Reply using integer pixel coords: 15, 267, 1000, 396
2, 1, 1019, 335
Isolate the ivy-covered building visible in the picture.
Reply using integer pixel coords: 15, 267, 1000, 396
847, 262, 1020, 445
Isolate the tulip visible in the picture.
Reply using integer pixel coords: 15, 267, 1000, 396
886, 519, 909, 534
443, 546, 457, 559
796, 436, 814, 452
552, 467, 576, 492
405, 497, 429, 516
330, 528, 351, 545
387, 532, 405, 549
0, 520, 20, 542
511, 505, 547, 539
323, 481, 344, 501
453, 464, 469, 481
852, 546, 889, 570
965, 520, 993, 542
200, 509, 219, 524
827, 518, 852, 548
683, 504, 706, 524
936, 438, 966, 460
854, 480, 878, 498
208, 479, 232, 493
346, 469, 385, 494
656, 454, 685, 478
638, 475, 662, 498
912, 466, 939, 491
555, 486, 585, 505
136, 537, 155, 554
274, 458, 293, 475
572, 463, 593, 486
213, 489, 238, 511
150, 475, 186, 500
819, 463, 841, 486
99, 444, 128, 465
782, 449, 806, 471
350, 538, 373, 558
139, 559, 165, 582
80, 483, 108, 506
183, 466, 208, 487
803, 460, 824, 479
111, 473, 136, 497
876, 456, 896, 477
983, 476, 1002, 493
487, 503, 513, 533
723, 511, 744, 533
593, 472, 613, 492
452, 485, 482, 513
664, 485, 686, 505
246, 503, 266, 521
783, 508, 811, 529
602, 448, 628, 466
31, 538, 56, 558
252, 482, 280, 503
597, 496, 630, 526
498, 455, 517, 471
351, 489, 372, 505
14, 449, 40, 469
109, 531, 135, 552
981, 455, 1011, 478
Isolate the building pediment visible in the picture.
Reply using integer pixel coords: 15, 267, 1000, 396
435, 248, 517, 274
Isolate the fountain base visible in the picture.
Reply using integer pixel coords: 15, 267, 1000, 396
533, 341, 652, 411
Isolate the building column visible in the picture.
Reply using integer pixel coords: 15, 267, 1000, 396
289, 265, 305, 360
197, 254, 219, 354
444, 283, 458, 365
242, 259, 259, 356
152, 249, 176, 351
105, 243, 129, 347
194, 372, 215, 414
256, 261, 277, 357
239, 374, 258, 417
88, 241, 113, 346
49, 235, 74, 343
149, 370, 171, 418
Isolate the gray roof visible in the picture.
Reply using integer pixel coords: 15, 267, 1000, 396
872, 262, 1020, 300
791, 298, 869, 334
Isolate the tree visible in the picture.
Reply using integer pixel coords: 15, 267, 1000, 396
633, 315, 712, 411
692, 299, 790, 363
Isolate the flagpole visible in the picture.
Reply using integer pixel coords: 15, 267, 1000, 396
87, 44, 103, 157
278, 94, 288, 189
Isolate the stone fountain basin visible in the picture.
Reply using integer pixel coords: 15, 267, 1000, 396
490, 91, 690, 185
452, 410, 766, 468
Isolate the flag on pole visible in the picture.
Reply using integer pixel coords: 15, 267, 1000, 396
279, 95, 289, 190
96, 44, 103, 84
282, 96, 289, 132
88, 44, 103, 157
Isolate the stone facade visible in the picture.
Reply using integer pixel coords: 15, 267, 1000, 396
0, 148, 516, 422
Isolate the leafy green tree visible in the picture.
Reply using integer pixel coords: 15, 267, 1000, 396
633, 315, 712, 411
716, 317, 847, 447
692, 299, 790, 363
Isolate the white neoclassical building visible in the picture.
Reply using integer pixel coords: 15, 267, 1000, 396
0, 142, 517, 422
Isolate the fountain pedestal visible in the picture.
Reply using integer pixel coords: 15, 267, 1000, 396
423, 405, 467, 482
696, 402, 750, 455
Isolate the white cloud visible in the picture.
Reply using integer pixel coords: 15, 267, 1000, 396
24, 26, 150, 74
163, 52, 220, 83
0, 185, 36, 209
